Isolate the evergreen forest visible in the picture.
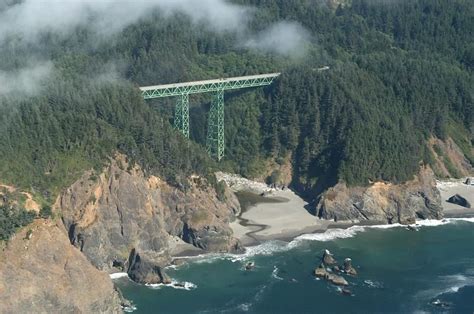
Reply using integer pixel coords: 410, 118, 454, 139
0, 0, 472, 205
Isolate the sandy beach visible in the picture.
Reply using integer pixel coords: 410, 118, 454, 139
170, 177, 474, 257
230, 189, 337, 246
437, 179, 474, 217
229, 178, 474, 246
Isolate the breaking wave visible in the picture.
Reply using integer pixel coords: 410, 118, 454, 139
174, 217, 474, 265
271, 266, 284, 280
109, 272, 129, 279
415, 274, 474, 301
146, 280, 197, 291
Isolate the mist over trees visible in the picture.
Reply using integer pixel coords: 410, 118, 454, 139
0, 0, 472, 202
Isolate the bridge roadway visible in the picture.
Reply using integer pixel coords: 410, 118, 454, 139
140, 73, 280, 161
139, 73, 281, 98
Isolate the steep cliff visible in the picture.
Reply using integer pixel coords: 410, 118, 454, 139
58, 157, 241, 283
316, 167, 443, 224
0, 220, 122, 313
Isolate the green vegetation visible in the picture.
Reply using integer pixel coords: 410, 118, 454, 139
0, 205, 36, 241
0, 0, 472, 203
39, 206, 53, 219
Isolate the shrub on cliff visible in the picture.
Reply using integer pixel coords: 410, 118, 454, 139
0, 206, 36, 241
39, 206, 53, 219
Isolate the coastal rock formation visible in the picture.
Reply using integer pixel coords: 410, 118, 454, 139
127, 249, 171, 284
447, 194, 471, 208
343, 258, 357, 276
314, 265, 349, 286
314, 264, 329, 277
216, 171, 275, 195
0, 221, 122, 313
322, 249, 337, 265
58, 157, 242, 282
316, 167, 443, 224
326, 273, 349, 286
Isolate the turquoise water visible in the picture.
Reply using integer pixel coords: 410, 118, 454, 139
117, 219, 474, 313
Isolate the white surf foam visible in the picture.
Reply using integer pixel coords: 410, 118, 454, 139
364, 279, 384, 289
415, 219, 450, 227
448, 217, 474, 223
367, 223, 403, 229
177, 217, 474, 266
146, 280, 197, 291
109, 272, 128, 279
271, 266, 284, 280
292, 225, 366, 243
415, 274, 474, 300
123, 304, 137, 313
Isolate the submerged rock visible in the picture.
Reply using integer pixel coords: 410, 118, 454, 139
447, 194, 471, 208
325, 273, 349, 286
341, 288, 353, 296
245, 262, 255, 270
343, 258, 357, 276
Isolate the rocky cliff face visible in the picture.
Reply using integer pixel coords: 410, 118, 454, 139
316, 167, 443, 224
58, 157, 241, 283
0, 221, 122, 313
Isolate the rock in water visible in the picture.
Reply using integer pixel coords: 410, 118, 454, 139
314, 264, 329, 278
341, 288, 353, 296
325, 273, 349, 286
447, 194, 471, 208
343, 258, 357, 276
245, 262, 255, 270
323, 249, 337, 265
127, 249, 171, 284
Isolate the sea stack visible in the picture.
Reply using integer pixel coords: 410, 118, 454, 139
323, 249, 337, 265
343, 258, 357, 276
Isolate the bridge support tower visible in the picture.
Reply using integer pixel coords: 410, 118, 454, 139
140, 73, 280, 161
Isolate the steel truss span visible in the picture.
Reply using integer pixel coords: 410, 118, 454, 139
140, 73, 280, 161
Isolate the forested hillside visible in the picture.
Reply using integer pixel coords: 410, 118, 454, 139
0, 0, 472, 204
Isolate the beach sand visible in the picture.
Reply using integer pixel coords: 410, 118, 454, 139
172, 178, 474, 257
230, 189, 335, 246
230, 179, 474, 246
437, 179, 474, 217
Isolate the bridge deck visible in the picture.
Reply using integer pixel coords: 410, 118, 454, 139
140, 73, 281, 91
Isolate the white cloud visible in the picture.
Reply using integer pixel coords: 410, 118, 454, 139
244, 21, 311, 58
0, 61, 53, 95
0, 0, 252, 42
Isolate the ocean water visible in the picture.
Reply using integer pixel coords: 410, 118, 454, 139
116, 219, 474, 313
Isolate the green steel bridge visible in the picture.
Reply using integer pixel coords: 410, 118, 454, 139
140, 73, 280, 161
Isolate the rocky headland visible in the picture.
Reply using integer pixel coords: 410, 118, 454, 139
1, 160, 471, 312
0, 220, 123, 313
316, 167, 443, 224
58, 157, 242, 284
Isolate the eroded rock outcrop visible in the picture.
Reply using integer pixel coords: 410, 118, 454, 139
322, 249, 337, 265
58, 156, 242, 283
316, 167, 443, 224
343, 258, 357, 276
0, 221, 122, 313
447, 194, 471, 208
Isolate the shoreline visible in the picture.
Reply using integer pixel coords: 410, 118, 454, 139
229, 188, 391, 248
170, 178, 474, 260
